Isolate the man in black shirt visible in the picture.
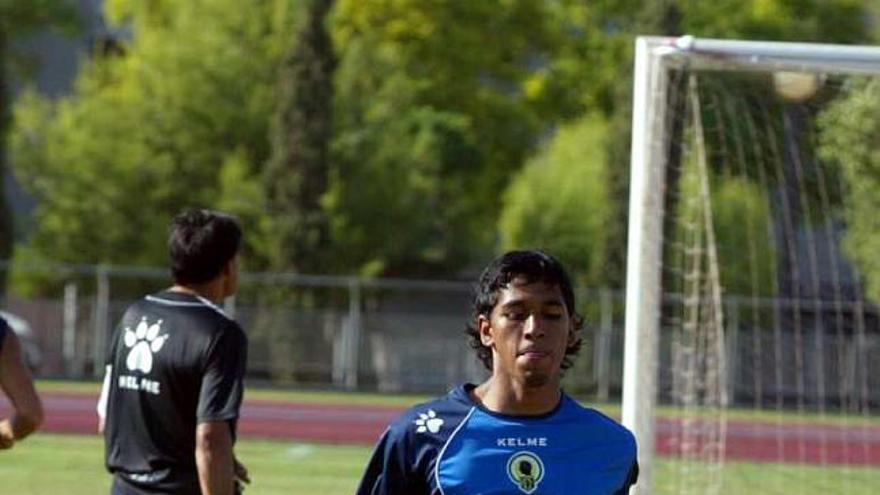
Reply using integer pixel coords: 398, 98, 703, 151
97, 209, 248, 495
0, 316, 43, 449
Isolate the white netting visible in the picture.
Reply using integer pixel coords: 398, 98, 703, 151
640, 48, 880, 494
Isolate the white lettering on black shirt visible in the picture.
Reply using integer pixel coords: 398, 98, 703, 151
118, 375, 161, 395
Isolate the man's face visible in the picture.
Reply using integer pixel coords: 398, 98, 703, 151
478, 277, 574, 388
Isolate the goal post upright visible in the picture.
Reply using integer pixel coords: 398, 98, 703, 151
622, 36, 673, 495
622, 35, 880, 495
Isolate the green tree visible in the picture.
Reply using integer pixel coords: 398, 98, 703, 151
0, 0, 78, 294
328, 0, 561, 276
10, 0, 296, 293
328, 106, 484, 277
673, 158, 777, 298
818, 79, 880, 303
524, 0, 872, 288
265, 0, 336, 273
498, 114, 611, 285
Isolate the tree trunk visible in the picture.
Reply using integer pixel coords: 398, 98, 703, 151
265, 0, 336, 273
0, 27, 13, 297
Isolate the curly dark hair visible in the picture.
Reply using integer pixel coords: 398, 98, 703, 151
465, 250, 584, 371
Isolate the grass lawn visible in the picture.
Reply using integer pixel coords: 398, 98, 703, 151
4, 434, 879, 495
654, 458, 880, 495
0, 434, 370, 495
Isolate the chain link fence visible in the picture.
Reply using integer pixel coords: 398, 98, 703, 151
0, 263, 626, 395
2, 262, 877, 404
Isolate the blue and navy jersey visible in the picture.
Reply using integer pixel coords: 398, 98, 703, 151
357, 383, 638, 495
0, 317, 7, 352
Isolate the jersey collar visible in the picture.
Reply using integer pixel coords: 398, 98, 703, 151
146, 290, 233, 320
452, 383, 568, 420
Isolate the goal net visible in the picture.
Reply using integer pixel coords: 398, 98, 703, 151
623, 37, 880, 495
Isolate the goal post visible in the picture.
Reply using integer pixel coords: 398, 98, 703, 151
623, 36, 880, 495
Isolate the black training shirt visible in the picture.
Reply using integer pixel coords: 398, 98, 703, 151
103, 290, 247, 494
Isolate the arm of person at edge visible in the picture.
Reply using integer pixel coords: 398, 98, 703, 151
613, 461, 639, 495
196, 420, 237, 495
234, 455, 250, 486
356, 425, 427, 495
0, 331, 44, 448
96, 364, 112, 434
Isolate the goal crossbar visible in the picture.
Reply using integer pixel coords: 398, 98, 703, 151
641, 35, 880, 74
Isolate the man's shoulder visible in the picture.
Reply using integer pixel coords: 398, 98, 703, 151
117, 293, 245, 358
562, 396, 636, 446
131, 292, 240, 331
385, 385, 475, 442
0, 316, 6, 351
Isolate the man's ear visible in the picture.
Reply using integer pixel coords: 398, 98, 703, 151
566, 318, 577, 346
223, 258, 235, 275
478, 315, 493, 347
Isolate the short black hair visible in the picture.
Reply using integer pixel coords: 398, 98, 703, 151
465, 250, 584, 371
169, 209, 242, 284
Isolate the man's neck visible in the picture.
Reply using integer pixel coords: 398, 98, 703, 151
472, 374, 562, 416
168, 283, 224, 305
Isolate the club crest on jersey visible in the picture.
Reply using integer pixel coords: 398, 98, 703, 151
507, 451, 545, 494
124, 317, 169, 374
413, 409, 444, 434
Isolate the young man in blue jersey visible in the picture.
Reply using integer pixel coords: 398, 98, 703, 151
357, 250, 638, 495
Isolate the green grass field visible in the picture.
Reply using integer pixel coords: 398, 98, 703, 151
4, 433, 880, 495
1, 434, 368, 495
17, 381, 880, 494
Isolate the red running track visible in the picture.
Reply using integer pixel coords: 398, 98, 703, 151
2, 392, 879, 466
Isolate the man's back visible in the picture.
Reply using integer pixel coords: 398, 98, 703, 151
104, 290, 247, 494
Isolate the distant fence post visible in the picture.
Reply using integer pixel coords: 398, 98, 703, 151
346, 278, 362, 390
595, 288, 613, 402
224, 294, 236, 319
92, 266, 110, 377
335, 278, 362, 390
726, 297, 739, 405
63, 282, 78, 375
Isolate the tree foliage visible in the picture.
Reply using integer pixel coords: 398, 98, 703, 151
515, 0, 873, 287
6, 0, 878, 294
328, 0, 562, 276
0, 0, 79, 294
818, 79, 880, 303
673, 160, 777, 298
498, 115, 610, 285
265, 0, 336, 273
10, 0, 296, 292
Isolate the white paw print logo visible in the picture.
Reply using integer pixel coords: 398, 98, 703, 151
414, 409, 444, 434
124, 317, 169, 374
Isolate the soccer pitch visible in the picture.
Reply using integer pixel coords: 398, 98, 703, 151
3, 434, 879, 495
0, 434, 367, 495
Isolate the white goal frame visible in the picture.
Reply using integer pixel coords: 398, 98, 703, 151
622, 35, 880, 495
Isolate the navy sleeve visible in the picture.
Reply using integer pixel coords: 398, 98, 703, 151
197, 324, 247, 423
0, 317, 7, 353
614, 461, 639, 495
356, 426, 429, 495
